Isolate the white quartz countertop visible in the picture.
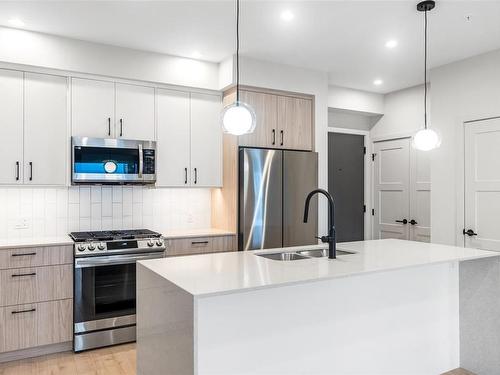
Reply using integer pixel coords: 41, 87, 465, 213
162, 228, 236, 239
0, 236, 73, 249
139, 239, 500, 297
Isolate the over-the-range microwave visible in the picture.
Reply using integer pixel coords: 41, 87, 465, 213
71, 137, 156, 185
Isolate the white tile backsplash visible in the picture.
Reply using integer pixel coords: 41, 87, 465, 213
0, 186, 212, 239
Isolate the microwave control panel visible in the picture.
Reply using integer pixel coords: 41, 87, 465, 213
143, 149, 156, 174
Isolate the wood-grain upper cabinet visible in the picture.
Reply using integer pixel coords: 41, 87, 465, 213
191, 93, 222, 187
24, 73, 68, 186
156, 89, 191, 186
234, 89, 313, 151
71, 78, 115, 138
277, 96, 313, 151
115, 83, 155, 141
238, 90, 277, 148
0, 69, 23, 184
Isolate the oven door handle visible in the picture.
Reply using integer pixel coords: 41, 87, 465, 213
75, 252, 164, 268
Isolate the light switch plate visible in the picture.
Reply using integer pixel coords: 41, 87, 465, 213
15, 218, 29, 230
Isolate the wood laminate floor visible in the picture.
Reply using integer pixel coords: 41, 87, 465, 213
0, 343, 136, 375
0, 345, 475, 375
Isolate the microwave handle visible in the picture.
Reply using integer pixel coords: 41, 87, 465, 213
138, 144, 143, 179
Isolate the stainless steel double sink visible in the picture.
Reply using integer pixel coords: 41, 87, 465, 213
256, 248, 355, 261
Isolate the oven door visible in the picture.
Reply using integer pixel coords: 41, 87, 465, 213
72, 137, 156, 184
74, 251, 164, 332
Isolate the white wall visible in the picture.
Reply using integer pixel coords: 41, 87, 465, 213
430, 49, 500, 246
238, 57, 330, 234
328, 85, 384, 115
0, 26, 219, 90
328, 109, 381, 131
0, 186, 211, 240
370, 84, 427, 140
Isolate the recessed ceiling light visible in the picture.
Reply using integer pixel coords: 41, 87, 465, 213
373, 79, 383, 86
280, 10, 294, 22
8, 18, 25, 28
385, 39, 398, 49
191, 51, 202, 59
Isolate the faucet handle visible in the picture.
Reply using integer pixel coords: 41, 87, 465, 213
316, 236, 331, 244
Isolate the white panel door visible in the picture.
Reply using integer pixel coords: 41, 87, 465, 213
190, 93, 222, 187
156, 89, 191, 186
115, 83, 155, 141
465, 118, 500, 251
71, 78, 115, 138
24, 73, 68, 186
0, 69, 23, 184
409, 148, 431, 242
373, 138, 410, 240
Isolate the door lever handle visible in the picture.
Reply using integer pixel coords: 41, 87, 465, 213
463, 229, 478, 237
395, 219, 408, 224
409, 219, 418, 225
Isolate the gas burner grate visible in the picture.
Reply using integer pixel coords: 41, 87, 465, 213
70, 229, 162, 242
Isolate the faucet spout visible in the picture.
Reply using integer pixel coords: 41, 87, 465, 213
303, 189, 337, 259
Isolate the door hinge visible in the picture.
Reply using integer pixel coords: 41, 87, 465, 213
371, 153, 376, 161
371, 208, 375, 216
363, 147, 366, 155
363, 204, 366, 213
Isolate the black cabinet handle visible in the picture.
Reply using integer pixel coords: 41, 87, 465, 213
272, 129, 276, 145
194, 168, 197, 184
119, 119, 123, 137
184, 168, 188, 184
395, 219, 408, 224
409, 219, 418, 225
11, 272, 36, 278
11, 252, 37, 257
463, 229, 478, 237
192, 241, 209, 245
29, 162, 33, 181
15, 161, 19, 181
108, 117, 111, 136
280, 130, 284, 146
11, 308, 36, 315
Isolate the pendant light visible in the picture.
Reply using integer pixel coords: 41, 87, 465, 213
221, 0, 256, 136
413, 0, 441, 151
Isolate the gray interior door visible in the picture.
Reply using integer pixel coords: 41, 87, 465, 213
328, 132, 364, 242
283, 151, 318, 247
239, 148, 283, 250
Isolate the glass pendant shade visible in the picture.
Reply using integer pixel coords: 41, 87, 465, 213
221, 101, 256, 136
412, 128, 441, 151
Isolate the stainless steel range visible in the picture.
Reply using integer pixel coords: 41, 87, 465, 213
70, 229, 165, 352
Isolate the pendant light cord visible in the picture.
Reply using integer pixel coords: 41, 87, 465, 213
236, 0, 240, 103
424, 8, 428, 129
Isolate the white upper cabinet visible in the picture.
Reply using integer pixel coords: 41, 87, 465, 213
115, 83, 155, 141
190, 93, 222, 187
0, 69, 23, 184
71, 78, 115, 138
156, 89, 191, 187
24, 73, 68, 186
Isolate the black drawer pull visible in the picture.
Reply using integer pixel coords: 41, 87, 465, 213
272, 129, 276, 145
192, 241, 209, 245
108, 117, 111, 136
280, 130, 284, 146
11, 308, 36, 315
11, 272, 36, 278
11, 252, 37, 257
184, 167, 188, 184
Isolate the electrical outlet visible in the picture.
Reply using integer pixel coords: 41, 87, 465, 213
15, 218, 29, 230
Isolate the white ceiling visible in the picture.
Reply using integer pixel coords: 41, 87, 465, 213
1, 1, 500, 93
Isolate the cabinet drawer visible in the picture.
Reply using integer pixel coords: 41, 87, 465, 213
0, 245, 72, 270
0, 299, 72, 353
166, 235, 237, 257
0, 264, 72, 307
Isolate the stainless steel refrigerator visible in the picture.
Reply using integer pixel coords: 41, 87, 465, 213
239, 147, 318, 250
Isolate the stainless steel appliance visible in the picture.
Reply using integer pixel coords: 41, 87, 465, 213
71, 137, 156, 185
239, 148, 318, 250
71, 229, 165, 352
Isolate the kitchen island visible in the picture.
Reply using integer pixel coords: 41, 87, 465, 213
136, 239, 500, 375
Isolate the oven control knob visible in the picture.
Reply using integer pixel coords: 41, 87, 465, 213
98, 243, 105, 250
77, 244, 86, 252
156, 240, 163, 247
147, 240, 155, 247
88, 243, 96, 251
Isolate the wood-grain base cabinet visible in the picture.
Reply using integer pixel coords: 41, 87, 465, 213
166, 235, 236, 257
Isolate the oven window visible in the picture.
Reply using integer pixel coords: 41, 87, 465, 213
94, 264, 136, 315
74, 146, 139, 174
